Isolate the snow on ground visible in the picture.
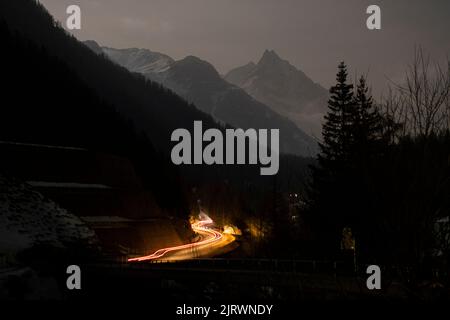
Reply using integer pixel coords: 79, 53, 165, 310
0, 175, 97, 255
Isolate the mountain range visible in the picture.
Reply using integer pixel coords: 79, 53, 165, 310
225, 50, 328, 138
85, 41, 319, 156
0, 0, 315, 267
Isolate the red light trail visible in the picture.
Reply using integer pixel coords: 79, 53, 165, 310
127, 216, 224, 262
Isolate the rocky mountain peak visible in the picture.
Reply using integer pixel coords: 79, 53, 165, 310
259, 49, 284, 65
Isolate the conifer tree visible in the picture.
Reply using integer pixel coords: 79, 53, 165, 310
307, 62, 355, 252
318, 62, 355, 171
351, 76, 382, 158
308, 64, 386, 254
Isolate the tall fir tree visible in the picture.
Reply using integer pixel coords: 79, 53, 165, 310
319, 62, 355, 171
351, 75, 383, 160
307, 62, 355, 253
307, 63, 385, 256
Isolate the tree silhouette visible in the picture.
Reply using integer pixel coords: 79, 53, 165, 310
351, 76, 384, 158
319, 62, 355, 169
307, 64, 385, 256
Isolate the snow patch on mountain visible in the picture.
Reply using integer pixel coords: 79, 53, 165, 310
101, 47, 174, 74
225, 50, 328, 138
84, 42, 319, 156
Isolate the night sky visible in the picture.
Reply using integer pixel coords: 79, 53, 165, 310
40, 0, 450, 97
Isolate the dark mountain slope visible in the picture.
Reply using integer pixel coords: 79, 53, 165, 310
0, 18, 185, 216
0, 0, 314, 226
92, 44, 319, 156
0, 0, 219, 155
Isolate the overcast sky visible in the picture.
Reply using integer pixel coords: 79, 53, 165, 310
39, 0, 450, 97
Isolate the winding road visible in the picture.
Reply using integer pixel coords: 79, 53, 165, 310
128, 216, 234, 262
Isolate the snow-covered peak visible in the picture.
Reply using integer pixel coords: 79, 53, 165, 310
102, 47, 174, 74
225, 50, 329, 138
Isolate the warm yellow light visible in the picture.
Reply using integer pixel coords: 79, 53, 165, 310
223, 225, 242, 235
